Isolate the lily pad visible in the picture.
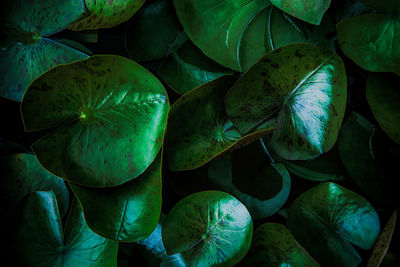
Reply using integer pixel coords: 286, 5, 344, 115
208, 141, 291, 219
240, 223, 320, 266
70, 153, 162, 242
287, 182, 380, 267
337, 2, 400, 75
0, 0, 88, 101
69, 0, 145, 30
0, 153, 69, 217
21, 55, 169, 187
366, 74, 400, 144
162, 190, 253, 266
3, 191, 118, 266
225, 44, 347, 160
165, 75, 275, 171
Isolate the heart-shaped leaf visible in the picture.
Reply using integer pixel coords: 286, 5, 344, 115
21, 55, 169, 187
0, 0, 88, 101
366, 74, 400, 144
225, 44, 347, 160
3, 191, 118, 266
208, 141, 291, 219
0, 153, 69, 217
70, 153, 162, 242
162, 190, 253, 266
288, 182, 380, 267
269, 0, 331, 25
240, 223, 320, 266
69, 0, 145, 31
337, 2, 400, 75
165, 75, 274, 171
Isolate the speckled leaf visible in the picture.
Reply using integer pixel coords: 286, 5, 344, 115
288, 182, 381, 267
3, 191, 118, 266
0, 153, 69, 217
241, 223, 320, 267
225, 44, 347, 160
69, 0, 145, 30
208, 141, 291, 220
368, 211, 397, 267
269, 0, 331, 25
158, 40, 234, 95
338, 112, 393, 204
162, 190, 253, 266
70, 153, 162, 242
165, 75, 275, 171
125, 0, 182, 62
337, 11, 400, 75
0, 39, 88, 101
21, 55, 169, 187
366, 74, 400, 144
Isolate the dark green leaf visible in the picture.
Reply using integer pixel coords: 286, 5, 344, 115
162, 190, 253, 266
21, 55, 169, 187
288, 182, 381, 267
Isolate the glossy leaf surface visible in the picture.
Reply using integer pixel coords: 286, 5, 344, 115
70, 0, 145, 30
241, 223, 320, 266
4, 191, 118, 266
288, 182, 380, 267
208, 141, 291, 219
225, 44, 347, 160
70, 153, 162, 242
162, 190, 253, 266
165, 76, 274, 171
269, 0, 331, 25
366, 74, 400, 144
21, 55, 169, 187
0, 153, 69, 217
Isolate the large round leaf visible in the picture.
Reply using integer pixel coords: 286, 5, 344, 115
225, 44, 347, 160
21, 55, 169, 187
208, 141, 291, 220
241, 223, 320, 266
162, 190, 253, 266
0, 0, 88, 101
69, 0, 145, 30
337, 2, 400, 75
3, 191, 118, 266
366, 74, 400, 144
0, 153, 69, 217
287, 182, 380, 267
165, 75, 274, 171
269, 0, 331, 25
70, 153, 162, 242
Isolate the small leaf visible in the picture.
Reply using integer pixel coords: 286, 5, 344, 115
288, 182, 381, 267
21, 55, 169, 187
162, 190, 253, 266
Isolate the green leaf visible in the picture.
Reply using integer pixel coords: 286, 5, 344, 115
269, 0, 331, 25
337, 9, 400, 74
288, 182, 381, 267
338, 112, 394, 204
125, 0, 183, 62
158, 39, 234, 95
162, 190, 253, 266
69, 0, 145, 30
225, 44, 347, 160
165, 75, 274, 171
21, 55, 169, 187
366, 74, 400, 144
359, 0, 400, 11
0, 153, 69, 217
208, 141, 291, 220
0, 0, 89, 101
240, 223, 320, 266
70, 153, 162, 242
4, 191, 118, 266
